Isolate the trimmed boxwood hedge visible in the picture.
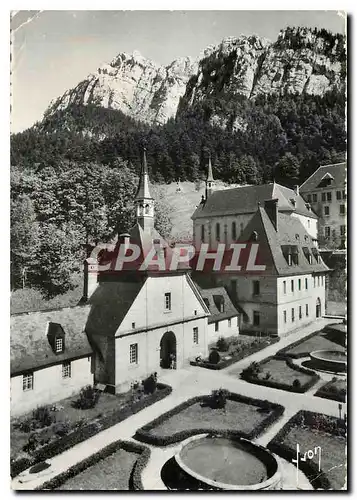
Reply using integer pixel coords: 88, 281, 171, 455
11, 383, 171, 478
134, 392, 285, 446
240, 356, 320, 393
267, 410, 346, 490
35, 439, 150, 491
190, 338, 280, 370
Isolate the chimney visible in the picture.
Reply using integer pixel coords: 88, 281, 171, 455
83, 256, 99, 302
118, 233, 131, 253
264, 198, 279, 231
294, 185, 299, 196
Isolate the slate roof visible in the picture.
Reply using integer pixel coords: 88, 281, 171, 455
191, 182, 317, 220
239, 206, 330, 276
194, 283, 239, 324
299, 163, 347, 192
10, 305, 92, 376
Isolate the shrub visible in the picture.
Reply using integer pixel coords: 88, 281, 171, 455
32, 406, 55, 428
208, 349, 221, 364
210, 388, 229, 409
72, 385, 100, 409
23, 433, 39, 454
264, 371, 272, 380
142, 373, 157, 395
241, 361, 261, 378
292, 379, 301, 389
53, 421, 71, 437
216, 336, 229, 352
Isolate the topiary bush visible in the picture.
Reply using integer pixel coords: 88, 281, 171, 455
292, 379, 301, 389
142, 373, 157, 395
208, 349, 221, 365
209, 388, 229, 409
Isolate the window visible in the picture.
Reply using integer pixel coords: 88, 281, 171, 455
340, 225, 346, 236
132, 322, 135, 329
307, 194, 312, 202
322, 192, 326, 202
145, 204, 150, 215
306, 304, 309, 316
336, 191, 342, 200
312, 194, 317, 202
228, 318, 231, 327
283, 281, 287, 294
299, 306, 302, 319
298, 279, 301, 291
324, 206, 330, 216
305, 278, 308, 290
193, 327, 199, 344
232, 221, 237, 240
324, 226, 331, 238
340, 205, 346, 215
321, 276, 324, 287
55, 337, 63, 353
308, 254, 312, 264
23, 373, 33, 391
201, 225, 205, 242
215, 322, 219, 332
216, 223, 220, 241
291, 308, 295, 322
327, 192, 332, 202
318, 276, 320, 286
287, 253, 292, 266
129, 344, 138, 364
253, 311, 260, 326
164, 292, 171, 311
283, 310, 287, 324
314, 276, 316, 287
253, 281, 260, 296
62, 361, 71, 378
240, 222, 244, 235
291, 280, 294, 293
194, 310, 197, 316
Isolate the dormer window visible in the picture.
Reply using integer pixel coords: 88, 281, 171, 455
287, 253, 292, 266
213, 295, 225, 313
55, 337, 63, 353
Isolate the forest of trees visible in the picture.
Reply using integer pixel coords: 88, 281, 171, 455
10, 88, 346, 301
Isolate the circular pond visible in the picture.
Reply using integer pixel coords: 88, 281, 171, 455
310, 350, 347, 373
174, 434, 281, 490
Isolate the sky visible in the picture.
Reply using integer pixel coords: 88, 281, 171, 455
10, 10, 345, 134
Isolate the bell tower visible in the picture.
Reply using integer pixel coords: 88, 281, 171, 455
205, 153, 215, 200
135, 148, 154, 232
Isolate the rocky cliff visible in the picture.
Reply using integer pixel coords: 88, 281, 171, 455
47, 27, 345, 125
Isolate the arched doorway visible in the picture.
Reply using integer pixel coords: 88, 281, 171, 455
316, 298, 322, 318
160, 331, 176, 369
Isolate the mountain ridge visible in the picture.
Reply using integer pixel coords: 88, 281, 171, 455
46, 26, 346, 126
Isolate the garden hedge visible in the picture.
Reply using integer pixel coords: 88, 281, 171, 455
35, 439, 150, 490
240, 356, 320, 393
190, 338, 280, 370
267, 410, 346, 490
11, 383, 171, 478
134, 392, 285, 446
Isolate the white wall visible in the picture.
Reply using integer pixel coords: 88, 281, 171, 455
292, 213, 318, 241
207, 317, 240, 345
11, 357, 93, 417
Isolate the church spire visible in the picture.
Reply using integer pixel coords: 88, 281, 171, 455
205, 153, 215, 199
135, 148, 154, 232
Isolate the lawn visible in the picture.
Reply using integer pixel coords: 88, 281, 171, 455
275, 424, 345, 489
281, 330, 345, 358
57, 448, 139, 490
315, 378, 346, 403
256, 359, 314, 386
145, 400, 270, 438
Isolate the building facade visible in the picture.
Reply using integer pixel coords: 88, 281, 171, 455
299, 162, 347, 249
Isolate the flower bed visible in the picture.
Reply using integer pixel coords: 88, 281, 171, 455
268, 410, 346, 490
276, 327, 345, 360
36, 440, 150, 491
239, 356, 320, 393
11, 382, 171, 478
134, 392, 284, 446
315, 378, 346, 403
190, 337, 279, 370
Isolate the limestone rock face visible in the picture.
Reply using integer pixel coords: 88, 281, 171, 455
49, 51, 198, 125
47, 27, 345, 125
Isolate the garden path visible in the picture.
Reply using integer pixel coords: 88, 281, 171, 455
12, 317, 345, 491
